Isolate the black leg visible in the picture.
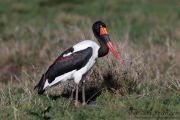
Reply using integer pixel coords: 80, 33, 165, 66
82, 82, 87, 106
75, 84, 79, 106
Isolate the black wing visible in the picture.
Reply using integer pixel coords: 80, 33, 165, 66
47, 47, 93, 83
34, 47, 93, 94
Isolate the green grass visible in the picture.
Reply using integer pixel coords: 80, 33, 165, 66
1, 0, 180, 119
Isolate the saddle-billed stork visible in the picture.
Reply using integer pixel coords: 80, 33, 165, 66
34, 21, 119, 106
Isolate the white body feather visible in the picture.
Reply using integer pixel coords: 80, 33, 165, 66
43, 40, 100, 90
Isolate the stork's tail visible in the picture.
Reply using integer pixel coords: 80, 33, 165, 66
34, 74, 46, 95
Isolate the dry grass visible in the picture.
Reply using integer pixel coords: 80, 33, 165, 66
1, 24, 180, 120
30, 27, 180, 100
1, 24, 180, 96
1, 0, 180, 119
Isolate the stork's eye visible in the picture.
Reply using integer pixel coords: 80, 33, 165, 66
100, 25, 108, 36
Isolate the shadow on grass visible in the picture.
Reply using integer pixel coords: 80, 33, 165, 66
47, 86, 103, 105
28, 106, 52, 120
47, 72, 125, 104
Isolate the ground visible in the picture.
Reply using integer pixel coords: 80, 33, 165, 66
0, 0, 180, 119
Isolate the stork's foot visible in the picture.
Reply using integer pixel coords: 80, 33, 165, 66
74, 101, 80, 107
82, 102, 87, 106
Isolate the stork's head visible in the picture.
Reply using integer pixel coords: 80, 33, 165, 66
93, 21, 119, 60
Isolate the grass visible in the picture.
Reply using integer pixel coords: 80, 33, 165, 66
1, 0, 180, 119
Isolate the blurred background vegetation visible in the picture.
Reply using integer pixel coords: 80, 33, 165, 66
1, 0, 180, 119
1, 0, 180, 82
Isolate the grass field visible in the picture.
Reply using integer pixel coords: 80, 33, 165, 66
1, 0, 180, 119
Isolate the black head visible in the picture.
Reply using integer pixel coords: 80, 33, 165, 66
92, 21, 119, 59
92, 21, 107, 36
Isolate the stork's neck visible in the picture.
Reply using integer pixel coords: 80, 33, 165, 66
97, 36, 109, 58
